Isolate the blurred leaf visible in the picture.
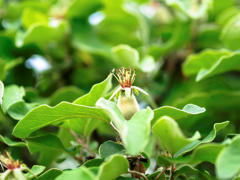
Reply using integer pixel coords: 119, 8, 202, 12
55, 166, 95, 180
22, 8, 48, 29
36, 168, 62, 180
74, 74, 112, 106
182, 49, 231, 76
97, 154, 129, 180
65, 0, 101, 19
195, 52, 240, 81
49, 86, 84, 106
112, 44, 139, 68
99, 141, 125, 159
12, 102, 110, 138
216, 135, 240, 179
17, 21, 67, 47
221, 13, 240, 50
1, 85, 25, 113
0, 58, 23, 81
153, 104, 205, 125
72, 20, 112, 57
174, 121, 229, 157
149, 21, 191, 58
165, 0, 212, 19
0, 81, 3, 105
152, 116, 201, 154
0, 135, 25, 147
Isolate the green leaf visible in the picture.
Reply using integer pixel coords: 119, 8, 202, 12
1, 85, 25, 113
26, 134, 66, 165
36, 168, 62, 180
153, 104, 205, 125
99, 141, 125, 159
17, 21, 67, 47
0, 81, 3, 105
0, 135, 25, 147
123, 107, 154, 155
112, 44, 139, 68
7, 101, 39, 120
97, 154, 129, 180
148, 21, 191, 58
174, 121, 229, 157
97, 98, 154, 155
165, 0, 212, 19
96, 98, 125, 131
187, 143, 224, 164
55, 166, 95, 180
196, 52, 240, 81
74, 74, 112, 106
83, 159, 104, 168
72, 20, 112, 57
13, 102, 110, 138
216, 135, 240, 179
25, 165, 45, 179
182, 49, 231, 76
221, 13, 240, 50
21, 8, 48, 29
49, 86, 84, 106
152, 116, 201, 154
173, 164, 211, 179
65, 0, 101, 19
0, 58, 23, 81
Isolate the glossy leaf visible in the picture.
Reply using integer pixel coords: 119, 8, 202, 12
174, 121, 229, 157
13, 102, 110, 138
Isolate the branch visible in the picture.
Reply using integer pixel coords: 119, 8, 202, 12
128, 170, 148, 180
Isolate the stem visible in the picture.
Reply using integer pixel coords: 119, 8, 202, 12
170, 165, 174, 180
155, 168, 167, 180
128, 170, 148, 180
110, 122, 120, 134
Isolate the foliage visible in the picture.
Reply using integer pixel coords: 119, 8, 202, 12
0, 0, 240, 179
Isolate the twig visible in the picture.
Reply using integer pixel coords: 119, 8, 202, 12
128, 170, 148, 180
69, 130, 84, 145
155, 168, 167, 180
